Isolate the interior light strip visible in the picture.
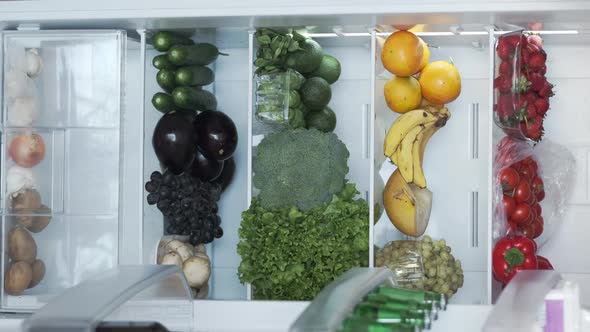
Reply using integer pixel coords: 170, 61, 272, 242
494, 30, 579, 35
305, 30, 579, 38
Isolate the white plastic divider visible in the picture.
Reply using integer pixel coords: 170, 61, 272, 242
245, 30, 254, 301
486, 27, 496, 305
368, 28, 376, 268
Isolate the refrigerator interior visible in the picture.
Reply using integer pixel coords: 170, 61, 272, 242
0, 17, 588, 315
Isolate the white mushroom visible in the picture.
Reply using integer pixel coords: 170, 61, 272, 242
167, 240, 194, 262
196, 283, 209, 299
182, 256, 211, 288
194, 244, 207, 255
160, 251, 183, 269
25, 49, 43, 78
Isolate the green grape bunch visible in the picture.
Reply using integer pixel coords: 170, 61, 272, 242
375, 236, 464, 299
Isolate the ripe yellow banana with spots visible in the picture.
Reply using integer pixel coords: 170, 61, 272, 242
383, 108, 441, 158
412, 123, 440, 188
397, 124, 425, 183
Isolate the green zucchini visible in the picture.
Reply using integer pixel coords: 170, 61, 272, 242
167, 43, 228, 66
152, 31, 194, 52
156, 69, 176, 93
151, 92, 175, 113
175, 66, 215, 86
172, 86, 217, 111
152, 54, 176, 70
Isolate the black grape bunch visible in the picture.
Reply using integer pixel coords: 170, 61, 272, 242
145, 170, 223, 246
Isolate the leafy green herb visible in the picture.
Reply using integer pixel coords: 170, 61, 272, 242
237, 183, 369, 300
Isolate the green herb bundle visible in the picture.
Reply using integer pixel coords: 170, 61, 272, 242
237, 183, 369, 300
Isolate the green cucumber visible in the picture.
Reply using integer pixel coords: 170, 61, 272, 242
172, 86, 217, 111
152, 54, 176, 70
152, 31, 194, 52
156, 69, 176, 93
167, 43, 228, 66
151, 92, 175, 113
175, 66, 215, 86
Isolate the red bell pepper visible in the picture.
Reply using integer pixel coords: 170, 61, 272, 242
492, 236, 538, 283
537, 255, 554, 270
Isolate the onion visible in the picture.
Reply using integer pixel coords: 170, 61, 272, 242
25, 49, 43, 78
9, 132, 46, 168
8, 96, 39, 127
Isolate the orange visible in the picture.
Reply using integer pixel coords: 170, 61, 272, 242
381, 31, 424, 77
419, 98, 444, 110
392, 24, 416, 31
418, 38, 430, 72
419, 60, 462, 104
384, 76, 422, 114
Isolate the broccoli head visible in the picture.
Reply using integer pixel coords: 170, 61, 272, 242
253, 128, 349, 211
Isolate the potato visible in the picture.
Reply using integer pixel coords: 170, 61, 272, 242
5, 261, 32, 295
15, 215, 34, 228
11, 189, 42, 229
11, 189, 41, 211
8, 227, 37, 264
29, 205, 51, 233
28, 259, 45, 289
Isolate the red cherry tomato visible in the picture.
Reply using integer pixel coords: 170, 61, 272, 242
533, 216, 544, 238
521, 223, 536, 239
514, 180, 532, 204
519, 164, 536, 182
537, 255, 553, 270
499, 167, 520, 192
531, 176, 544, 194
532, 203, 542, 216
525, 191, 537, 205
512, 203, 532, 225
529, 160, 538, 173
502, 195, 516, 217
536, 190, 545, 202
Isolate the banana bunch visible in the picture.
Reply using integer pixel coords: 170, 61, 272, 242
384, 106, 451, 188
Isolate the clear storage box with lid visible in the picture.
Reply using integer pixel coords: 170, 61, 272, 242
1, 30, 128, 311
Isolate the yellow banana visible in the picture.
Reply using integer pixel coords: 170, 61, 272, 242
397, 124, 425, 183
390, 147, 400, 165
412, 123, 440, 188
383, 109, 440, 159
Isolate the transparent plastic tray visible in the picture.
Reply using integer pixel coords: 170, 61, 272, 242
1, 30, 126, 311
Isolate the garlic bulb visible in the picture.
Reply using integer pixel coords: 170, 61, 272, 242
6, 166, 37, 197
25, 49, 43, 78
5, 69, 28, 98
8, 96, 39, 127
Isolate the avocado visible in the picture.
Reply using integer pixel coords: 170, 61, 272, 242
300, 77, 332, 110
285, 39, 323, 74
305, 107, 336, 133
307, 55, 341, 84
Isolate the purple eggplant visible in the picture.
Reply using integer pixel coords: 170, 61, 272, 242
213, 157, 235, 192
194, 110, 238, 161
152, 112, 197, 174
190, 149, 224, 181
